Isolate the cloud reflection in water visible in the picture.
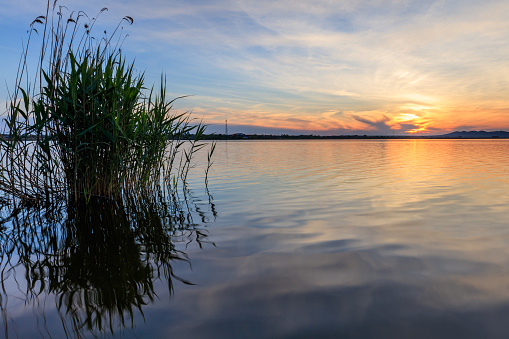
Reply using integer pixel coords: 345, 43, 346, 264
0, 189, 215, 338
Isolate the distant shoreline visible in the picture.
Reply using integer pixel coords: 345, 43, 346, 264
201, 133, 509, 140
5, 131, 508, 141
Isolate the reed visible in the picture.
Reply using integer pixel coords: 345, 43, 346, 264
0, 186, 213, 337
0, 1, 210, 204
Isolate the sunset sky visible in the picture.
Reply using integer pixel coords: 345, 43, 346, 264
1, 0, 509, 135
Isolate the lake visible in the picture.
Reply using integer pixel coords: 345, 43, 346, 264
3, 139, 509, 338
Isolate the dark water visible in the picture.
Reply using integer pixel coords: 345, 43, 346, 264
3, 139, 509, 338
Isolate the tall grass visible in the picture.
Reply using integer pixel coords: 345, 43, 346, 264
0, 1, 211, 204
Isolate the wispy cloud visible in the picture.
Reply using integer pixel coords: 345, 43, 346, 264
2, 0, 509, 134
351, 114, 391, 132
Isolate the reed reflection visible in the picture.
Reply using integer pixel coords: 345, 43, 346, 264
0, 189, 215, 338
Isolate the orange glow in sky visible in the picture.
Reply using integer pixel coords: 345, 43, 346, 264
2, 1, 509, 135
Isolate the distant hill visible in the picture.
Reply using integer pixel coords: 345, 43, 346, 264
439, 130, 509, 138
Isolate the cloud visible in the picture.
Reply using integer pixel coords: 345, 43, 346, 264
2, 0, 509, 134
398, 123, 421, 133
351, 114, 392, 132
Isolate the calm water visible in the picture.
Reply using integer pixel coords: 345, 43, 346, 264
3, 139, 509, 338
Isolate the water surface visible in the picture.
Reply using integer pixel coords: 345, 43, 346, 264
3, 139, 509, 338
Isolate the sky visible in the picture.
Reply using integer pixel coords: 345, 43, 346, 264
1, 0, 509, 135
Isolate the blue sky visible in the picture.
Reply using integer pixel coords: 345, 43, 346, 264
1, 0, 509, 135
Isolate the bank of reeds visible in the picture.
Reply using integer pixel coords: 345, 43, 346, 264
0, 186, 214, 337
0, 1, 211, 205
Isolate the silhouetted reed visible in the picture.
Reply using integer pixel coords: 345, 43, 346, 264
0, 187, 214, 338
0, 1, 213, 204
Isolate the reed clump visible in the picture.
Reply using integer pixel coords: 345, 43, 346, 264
0, 1, 211, 204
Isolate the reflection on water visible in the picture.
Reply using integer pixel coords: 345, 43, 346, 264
0, 190, 215, 338
176, 140, 509, 338
4, 139, 509, 338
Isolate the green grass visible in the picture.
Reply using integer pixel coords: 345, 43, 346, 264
0, 1, 213, 204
